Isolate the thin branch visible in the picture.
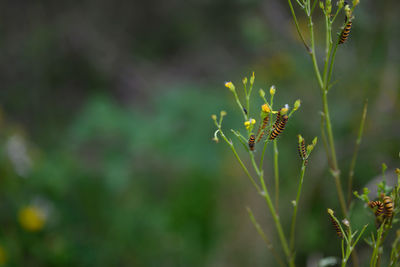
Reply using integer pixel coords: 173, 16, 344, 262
247, 207, 286, 267
347, 100, 368, 207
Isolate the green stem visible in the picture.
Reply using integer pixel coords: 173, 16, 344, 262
322, 90, 347, 215
290, 162, 307, 251
347, 100, 368, 207
247, 208, 286, 267
259, 140, 270, 170
219, 130, 261, 193
273, 140, 280, 211
308, 15, 324, 89
327, 42, 339, 89
287, 0, 311, 53
259, 172, 295, 267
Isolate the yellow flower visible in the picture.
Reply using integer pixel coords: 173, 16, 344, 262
18, 206, 46, 232
244, 119, 256, 130
0, 245, 6, 265
269, 85, 276, 96
261, 104, 271, 113
224, 81, 235, 92
280, 104, 289, 115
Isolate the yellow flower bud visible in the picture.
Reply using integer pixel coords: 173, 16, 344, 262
259, 89, 265, 98
327, 208, 334, 216
353, 0, 359, 6
224, 81, 235, 92
211, 114, 217, 121
220, 110, 227, 116
250, 72, 255, 86
293, 99, 301, 111
242, 77, 248, 85
395, 168, 400, 175
270, 85, 276, 96
261, 104, 270, 113
244, 121, 250, 127
250, 118, 256, 125
344, 5, 351, 17
280, 105, 289, 115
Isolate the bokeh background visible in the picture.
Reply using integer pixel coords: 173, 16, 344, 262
0, 0, 399, 266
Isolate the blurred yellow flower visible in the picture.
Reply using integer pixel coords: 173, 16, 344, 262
18, 206, 46, 232
224, 81, 235, 92
0, 245, 6, 265
261, 104, 271, 113
244, 119, 256, 130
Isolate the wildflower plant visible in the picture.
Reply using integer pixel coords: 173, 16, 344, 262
212, 0, 399, 265
353, 166, 400, 266
212, 74, 317, 266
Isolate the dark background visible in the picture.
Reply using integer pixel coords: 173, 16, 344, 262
0, 0, 399, 266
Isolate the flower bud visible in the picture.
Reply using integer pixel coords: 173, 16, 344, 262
259, 89, 265, 98
326, 0, 332, 14
211, 114, 217, 121
280, 104, 289, 115
261, 103, 271, 113
319, 1, 324, 10
344, 5, 351, 17
250, 72, 255, 86
293, 99, 301, 111
270, 85, 276, 96
342, 219, 350, 228
353, 0, 359, 6
242, 77, 248, 85
220, 110, 227, 116
225, 81, 235, 92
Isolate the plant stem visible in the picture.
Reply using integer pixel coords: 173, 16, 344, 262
273, 140, 280, 211
287, 0, 311, 53
290, 162, 307, 251
347, 100, 368, 207
260, 172, 295, 267
247, 207, 286, 267
219, 130, 261, 193
259, 140, 270, 170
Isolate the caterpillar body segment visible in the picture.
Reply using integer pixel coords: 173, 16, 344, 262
248, 134, 255, 151
269, 115, 288, 140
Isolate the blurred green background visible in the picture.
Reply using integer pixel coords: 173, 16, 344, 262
0, 0, 399, 266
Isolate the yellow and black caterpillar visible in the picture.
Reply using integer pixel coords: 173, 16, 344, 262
339, 19, 352, 44
368, 201, 384, 217
269, 115, 288, 140
383, 196, 393, 218
328, 212, 343, 238
248, 134, 255, 151
256, 116, 270, 143
298, 138, 308, 165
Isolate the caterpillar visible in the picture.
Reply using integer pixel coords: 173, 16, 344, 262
272, 110, 281, 130
256, 116, 270, 143
339, 19, 352, 44
298, 138, 308, 165
368, 201, 384, 217
383, 196, 393, 218
269, 115, 288, 140
248, 134, 255, 151
328, 212, 343, 238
